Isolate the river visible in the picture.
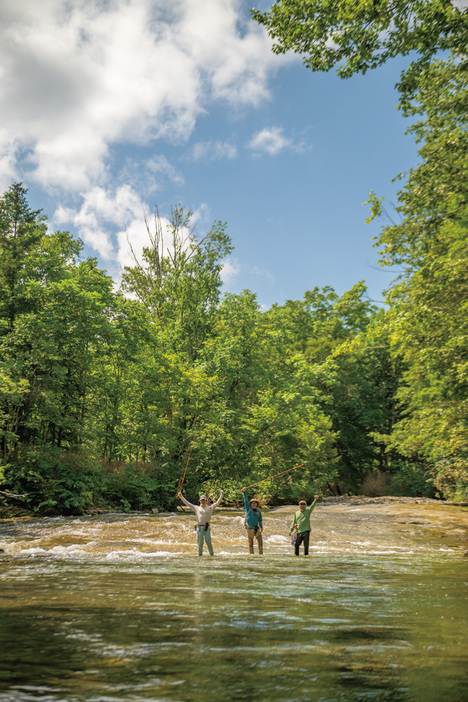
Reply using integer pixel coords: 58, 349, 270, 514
0, 498, 467, 702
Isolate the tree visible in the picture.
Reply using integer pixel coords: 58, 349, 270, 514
121, 206, 233, 362
114, 206, 233, 491
368, 57, 468, 497
0, 183, 47, 332
0, 184, 116, 459
250, 1, 468, 88
252, 1, 468, 499
198, 290, 338, 501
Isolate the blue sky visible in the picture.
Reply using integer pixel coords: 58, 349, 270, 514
0, 0, 419, 309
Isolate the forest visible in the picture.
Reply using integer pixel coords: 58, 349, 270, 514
0, 0, 467, 514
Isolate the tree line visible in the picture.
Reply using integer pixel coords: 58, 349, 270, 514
1, 0, 466, 514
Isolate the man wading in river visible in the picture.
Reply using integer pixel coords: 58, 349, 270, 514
241, 487, 263, 554
290, 496, 319, 556
178, 490, 223, 556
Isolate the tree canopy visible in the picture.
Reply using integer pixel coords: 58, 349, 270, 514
250, 1, 468, 83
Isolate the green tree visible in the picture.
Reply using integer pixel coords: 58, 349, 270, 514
198, 290, 338, 502
114, 206, 234, 494
250, 1, 468, 87
0, 185, 116, 459
252, 1, 468, 499
369, 57, 468, 498
121, 206, 233, 362
265, 284, 401, 491
0, 183, 47, 332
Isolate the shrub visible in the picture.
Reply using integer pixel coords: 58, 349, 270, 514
4, 448, 102, 515
361, 470, 387, 497
100, 462, 178, 512
387, 462, 436, 498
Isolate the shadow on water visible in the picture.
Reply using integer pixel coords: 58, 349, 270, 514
0, 502, 467, 702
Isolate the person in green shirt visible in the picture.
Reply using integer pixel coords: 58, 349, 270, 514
289, 495, 319, 556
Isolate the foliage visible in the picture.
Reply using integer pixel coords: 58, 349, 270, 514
250, 1, 468, 88
252, 2, 468, 500
369, 57, 468, 498
100, 462, 178, 512
0, 184, 116, 460
0, 181, 458, 510
387, 462, 436, 498
3, 448, 101, 515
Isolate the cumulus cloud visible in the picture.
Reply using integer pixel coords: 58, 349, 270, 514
247, 126, 294, 156
0, 0, 283, 193
54, 184, 146, 261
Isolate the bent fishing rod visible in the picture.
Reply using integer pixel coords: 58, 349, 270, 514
177, 442, 193, 497
243, 463, 304, 490
176, 415, 199, 499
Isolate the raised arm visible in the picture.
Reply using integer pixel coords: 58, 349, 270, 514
178, 492, 196, 509
212, 490, 224, 508
242, 489, 250, 513
309, 495, 319, 510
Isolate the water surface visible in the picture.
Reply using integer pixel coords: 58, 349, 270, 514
1, 500, 467, 702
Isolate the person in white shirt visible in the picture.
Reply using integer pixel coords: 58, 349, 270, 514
177, 490, 223, 556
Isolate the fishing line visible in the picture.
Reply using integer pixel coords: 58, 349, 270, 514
243, 463, 304, 490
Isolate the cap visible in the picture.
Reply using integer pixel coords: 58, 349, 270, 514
199, 495, 208, 501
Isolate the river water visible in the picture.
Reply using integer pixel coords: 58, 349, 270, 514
0, 499, 467, 702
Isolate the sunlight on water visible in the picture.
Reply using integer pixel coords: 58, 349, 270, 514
0, 501, 467, 702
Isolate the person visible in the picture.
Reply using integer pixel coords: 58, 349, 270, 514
178, 490, 223, 556
289, 495, 319, 556
241, 487, 263, 554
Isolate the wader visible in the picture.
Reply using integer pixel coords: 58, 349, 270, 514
295, 530, 310, 556
196, 523, 213, 556
247, 526, 263, 554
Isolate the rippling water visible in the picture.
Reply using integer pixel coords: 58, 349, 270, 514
0, 501, 467, 702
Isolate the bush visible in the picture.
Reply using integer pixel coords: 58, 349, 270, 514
100, 462, 178, 512
4, 448, 102, 515
387, 462, 436, 498
361, 470, 387, 496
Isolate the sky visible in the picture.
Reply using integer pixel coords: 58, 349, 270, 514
0, 0, 422, 309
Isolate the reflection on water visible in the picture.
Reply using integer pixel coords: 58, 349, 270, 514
0, 502, 467, 702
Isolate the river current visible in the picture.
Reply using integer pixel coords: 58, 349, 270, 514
0, 499, 467, 702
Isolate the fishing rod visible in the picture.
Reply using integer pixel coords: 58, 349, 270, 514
243, 463, 304, 490
177, 442, 193, 496
176, 415, 198, 499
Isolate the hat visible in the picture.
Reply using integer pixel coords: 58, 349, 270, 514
250, 498, 259, 505
199, 495, 208, 501
299, 500, 306, 505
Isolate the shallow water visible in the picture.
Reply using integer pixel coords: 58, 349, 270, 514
0, 501, 467, 702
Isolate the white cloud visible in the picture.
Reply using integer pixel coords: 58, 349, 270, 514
54, 184, 146, 261
189, 140, 237, 161
146, 155, 185, 187
221, 257, 241, 285
248, 126, 293, 156
0, 0, 285, 194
